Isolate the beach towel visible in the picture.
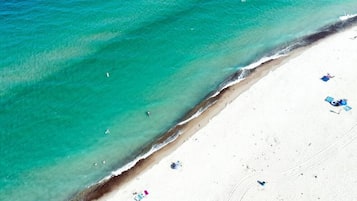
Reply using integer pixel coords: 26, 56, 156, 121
321, 73, 335, 82
343, 105, 352, 111
325, 96, 334, 103
321, 75, 330, 82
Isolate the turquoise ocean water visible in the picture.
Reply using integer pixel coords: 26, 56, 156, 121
1, 1, 357, 200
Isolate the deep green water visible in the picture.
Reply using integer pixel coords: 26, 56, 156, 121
1, 1, 357, 200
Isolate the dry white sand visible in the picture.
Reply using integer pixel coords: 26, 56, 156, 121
97, 26, 357, 201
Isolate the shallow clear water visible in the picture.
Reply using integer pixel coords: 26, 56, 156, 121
1, 1, 357, 200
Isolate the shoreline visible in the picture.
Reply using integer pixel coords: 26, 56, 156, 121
71, 18, 357, 201
70, 47, 297, 201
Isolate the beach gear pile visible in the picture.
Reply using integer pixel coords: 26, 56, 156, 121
322, 72, 352, 112
170, 160, 182, 169
320, 73, 334, 82
325, 96, 352, 111
133, 190, 149, 201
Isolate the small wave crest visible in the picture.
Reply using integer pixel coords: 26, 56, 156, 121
177, 101, 214, 126
210, 51, 288, 99
339, 13, 357, 21
94, 129, 182, 186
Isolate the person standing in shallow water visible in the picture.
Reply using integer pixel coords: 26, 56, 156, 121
146, 111, 151, 117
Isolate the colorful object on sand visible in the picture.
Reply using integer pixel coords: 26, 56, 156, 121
325, 96, 334, 103
257, 180, 266, 186
321, 75, 330, 81
325, 96, 347, 107
325, 96, 352, 111
321, 73, 334, 82
339, 99, 347, 106
170, 160, 182, 169
133, 190, 149, 201
343, 105, 352, 111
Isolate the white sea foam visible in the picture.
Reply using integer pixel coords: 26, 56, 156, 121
244, 52, 287, 70
96, 130, 182, 185
339, 13, 357, 21
209, 78, 243, 99
177, 106, 207, 126
209, 52, 288, 99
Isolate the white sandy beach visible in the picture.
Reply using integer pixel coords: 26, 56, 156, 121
97, 26, 357, 201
